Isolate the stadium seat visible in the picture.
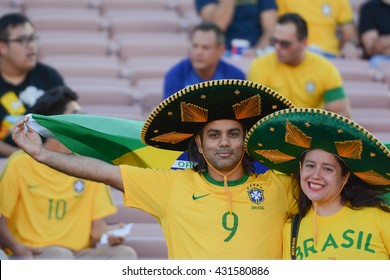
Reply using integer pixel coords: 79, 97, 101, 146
372, 131, 390, 142
99, 0, 176, 13
343, 80, 389, 91
12, 0, 94, 9
122, 223, 168, 260
116, 32, 188, 61
351, 108, 390, 133
123, 55, 183, 85
346, 87, 390, 109
71, 84, 136, 106
0, 5, 22, 17
41, 54, 122, 79
380, 66, 390, 88
107, 9, 183, 37
37, 31, 114, 56
25, 7, 106, 32
82, 104, 145, 120
137, 87, 165, 115
223, 56, 255, 75
136, 78, 165, 91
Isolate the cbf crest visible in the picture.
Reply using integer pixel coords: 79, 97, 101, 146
74, 180, 85, 194
247, 185, 264, 205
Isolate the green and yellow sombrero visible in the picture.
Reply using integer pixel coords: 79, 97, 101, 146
245, 108, 390, 189
141, 79, 295, 151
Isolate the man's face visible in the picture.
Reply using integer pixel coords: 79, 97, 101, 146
189, 30, 224, 73
196, 119, 245, 173
271, 22, 306, 66
64, 100, 82, 115
0, 22, 39, 71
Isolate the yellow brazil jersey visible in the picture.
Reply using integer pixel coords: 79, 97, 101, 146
0, 151, 116, 251
248, 51, 345, 108
282, 206, 390, 260
120, 166, 298, 259
276, 0, 354, 55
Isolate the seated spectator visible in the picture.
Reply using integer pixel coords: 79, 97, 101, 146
0, 86, 137, 260
0, 13, 65, 157
163, 21, 245, 99
195, 0, 277, 54
248, 13, 351, 118
276, 0, 361, 59
358, 0, 390, 69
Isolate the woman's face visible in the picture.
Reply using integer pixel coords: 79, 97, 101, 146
300, 149, 348, 204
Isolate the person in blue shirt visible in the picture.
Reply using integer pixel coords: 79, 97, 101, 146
163, 21, 245, 99
195, 0, 277, 53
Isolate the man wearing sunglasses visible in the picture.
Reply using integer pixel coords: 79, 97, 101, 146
248, 13, 351, 118
0, 13, 65, 157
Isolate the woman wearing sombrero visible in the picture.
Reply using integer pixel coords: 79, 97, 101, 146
245, 108, 390, 260
12, 79, 298, 259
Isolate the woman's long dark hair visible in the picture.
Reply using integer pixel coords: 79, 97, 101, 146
296, 151, 390, 216
187, 123, 255, 175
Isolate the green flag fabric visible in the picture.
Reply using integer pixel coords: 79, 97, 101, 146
26, 114, 184, 169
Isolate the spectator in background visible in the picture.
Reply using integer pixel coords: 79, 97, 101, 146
276, 0, 361, 59
163, 21, 245, 99
248, 13, 351, 118
195, 0, 277, 55
0, 86, 137, 260
358, 0, 390, 69
0, 13, 65, 157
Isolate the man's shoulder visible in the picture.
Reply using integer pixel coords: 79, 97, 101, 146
361, 0, 378, 10
250, 52, 278, 67
33, 62, 61, 73
218, 59, 245, 75
29, 62, 64, 84
305, 51, 336, 67
167, 58, 192, 73
195, 0, 216, 11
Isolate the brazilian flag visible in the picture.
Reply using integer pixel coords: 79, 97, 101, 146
27, 114, 185, 169
26, 113, 269, 172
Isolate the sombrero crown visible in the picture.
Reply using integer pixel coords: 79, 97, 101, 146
245, 108, 390, 189
141, 79, 295, 151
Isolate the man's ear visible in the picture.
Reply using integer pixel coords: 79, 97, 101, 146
195, 135, 203, 154
0, 42, 6, 56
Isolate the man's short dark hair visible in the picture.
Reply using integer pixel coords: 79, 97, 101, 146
190, 21, 225, 45
188, 122, 255, 175
0, 13, 32, 42
31, 86, 79, 116
277, 13, 308, 41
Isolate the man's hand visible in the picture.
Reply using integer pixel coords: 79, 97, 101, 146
13, 243, 42, 259
107, 235, 125, 246
340, 41, 362, 59
12, 115, 43, 159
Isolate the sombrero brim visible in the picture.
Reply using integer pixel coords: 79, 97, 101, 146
141, 79, 295, 151
245, 108, 390, 189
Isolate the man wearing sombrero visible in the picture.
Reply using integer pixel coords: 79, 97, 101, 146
12, 79, 298, 259
245, 108, 390, 260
